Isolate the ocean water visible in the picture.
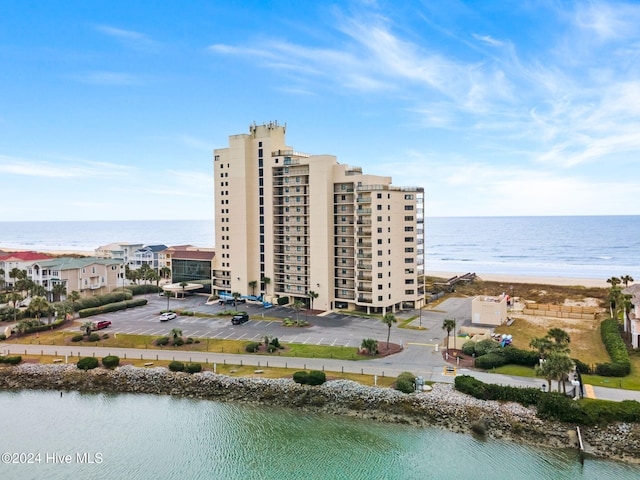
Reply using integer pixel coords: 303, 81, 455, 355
1, 390, 639, 480
0, 216, 638, 279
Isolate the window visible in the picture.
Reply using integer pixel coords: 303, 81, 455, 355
377, 228, 382, 233
377, 239, 382, 244
377, 216, 382, 221
405, 237, 413, 242
378, 284, 383, 290
405, 247, 414, 252
404, 205, 414, 210
377, 250, 383, 256
378, 273, 383, 278
377, 261, 383, 267
405, 258, 414, 263
404, 226, 414, 232
377, 205, 382, 210
404, 216, 414, 221
405, 279, 415, 284
378, 296, 383, 301
377, 193, 382, 199
405, 289, 415, 294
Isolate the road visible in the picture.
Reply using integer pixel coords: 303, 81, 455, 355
2, 294, 640, 402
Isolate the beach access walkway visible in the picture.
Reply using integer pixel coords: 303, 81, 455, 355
2, 342, 639, 403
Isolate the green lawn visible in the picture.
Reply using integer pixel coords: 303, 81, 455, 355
491, 364, 537, 378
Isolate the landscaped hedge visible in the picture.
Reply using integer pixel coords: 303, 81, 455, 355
127, 284, 162, 295
277, 296, 289, 306
77, 357, 99, 370
474, 352, 507, 369
395, 372, 416, 393
102, 355, 120, 368
78, 299, 148, 318
502, 347, 540, 367
454, 375, 542, 406
74, 292, 132, 311
185, 363, 202, 374
0, 355, 22, 365
169, 361, 185, 372
292, 370, 326, 385
245, 342, 261, 353
23, 318, 67, 334
594, 319, 631, 377
454, 375, 640, 425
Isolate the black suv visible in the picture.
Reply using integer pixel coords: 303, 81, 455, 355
231, 313, 249, 325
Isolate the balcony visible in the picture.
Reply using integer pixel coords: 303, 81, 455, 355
356, 219, 372, 225
356, 196, 371, 203
356, 241, 371, 248
356, 208, 371, 215
357, 274, 372, 281
357, 285, 372, 292
357, 296, 373, 303
357, 253, 372, 259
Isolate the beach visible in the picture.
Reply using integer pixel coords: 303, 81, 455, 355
426, 271, 611, 288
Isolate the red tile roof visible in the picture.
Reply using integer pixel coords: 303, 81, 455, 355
0, 251, 54, 262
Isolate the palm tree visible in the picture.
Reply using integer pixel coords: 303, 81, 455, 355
148, 270, 161, 289
441, 318, 456, 354
308, 290, 319, 310
536, 352, 573, 393
232, 291, 241, 308
9, 267, 26, 290
606, 276, 621, 287
31, 283, 46, 298
82, 321, 94, 337
8, 291, 22, 323
52, 282, 67, 302
292, 300, 304, 323
530, 336, 553, 360
383, 312, 397, 349
621, 274, 634, 287
248, 280, 258, 296
180, 281, 189, 299
0, 267, 5, 291
547, 328, 570, 350
28, 296, 49, 324
68, 290, 80, 319
160, 266, 171, 280
139, 264, 152, 284
361, 338, 378, 355
262, 276, 271, 295
170, 328, 182, 343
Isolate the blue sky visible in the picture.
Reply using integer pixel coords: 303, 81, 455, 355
2, 0, 639, 221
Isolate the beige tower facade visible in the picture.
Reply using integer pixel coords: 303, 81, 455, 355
213, 122, 425, 314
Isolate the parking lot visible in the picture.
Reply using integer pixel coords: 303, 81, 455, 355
70, 294, 473, 350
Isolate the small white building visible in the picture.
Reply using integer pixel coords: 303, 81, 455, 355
623, 284, 640, 349
471, 294, 508, 326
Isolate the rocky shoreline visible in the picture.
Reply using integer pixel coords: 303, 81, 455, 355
1, 364, 639, 464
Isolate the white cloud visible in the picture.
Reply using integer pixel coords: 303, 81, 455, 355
95, 25, 159, 51
71, 71, 142, 86
0, 155, 135, 178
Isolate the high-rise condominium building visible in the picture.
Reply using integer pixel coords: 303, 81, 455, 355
212, 122, 425, 314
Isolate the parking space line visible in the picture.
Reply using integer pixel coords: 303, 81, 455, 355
331, 338, 338, 346
237, 333, 247, 340
252, 321, 263, 328
223, 333, 234, 339
190, 331, 201, 337
303, 337, 311, 344
316, 338, 324, 345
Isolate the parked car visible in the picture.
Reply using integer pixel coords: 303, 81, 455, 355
94, 320, 111, 330
231, 313, 249, 325
159, 312, 177, 322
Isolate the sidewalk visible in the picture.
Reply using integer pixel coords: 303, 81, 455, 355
2, 342, 640, 402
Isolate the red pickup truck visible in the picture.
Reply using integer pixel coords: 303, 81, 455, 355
94, 320, 111, 330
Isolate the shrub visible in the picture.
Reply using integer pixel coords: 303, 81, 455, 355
71, 335, 84, 342
185, 363, 202, 374
245, 342, 261, 353
156, 337, 169, 346
0, 355, 22, 365
0, 334, 6, 341
270, 337, 282, 349
169, 361, 185, 372
475, 353, 507, 370
267, 345, 277, 353
78, 298, 148, 318
88, 333, 101, 342
186, 338, 194, 344
307, 370, 326, 385
474, 339, 500, 357
595, 319, 631, 377
502, 346, 539, 367
461, 341, 476, 356
395, 372, 416, 393
173, 338, 184, 347
293, 371, 308, 384
573, 358, 592, 375
101, 355, 120, 368
277, 296, 289, 306
395, 378, 415, 393
77, 357, 99, 370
